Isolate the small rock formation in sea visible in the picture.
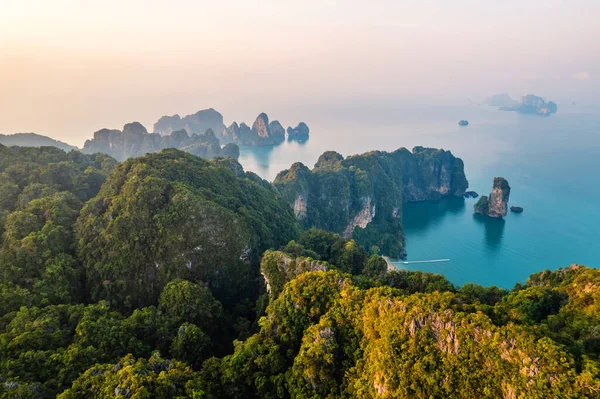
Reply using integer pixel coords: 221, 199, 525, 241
474, 177, 511, 218
464, 191, 479, 198
499, 94, 558, 116
458, 120, 469, 126
510, 206, 523, 213
83, 122, 238, 161
287, 122, 310, 141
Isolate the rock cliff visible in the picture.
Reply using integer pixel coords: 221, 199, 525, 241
274, 147, 468, 257
83, 122, 238, 161
153, 108, 225, 137
474, 177, 511, 218
287, 122, 310, 141
260, 250, 329, 297
153, 108, 302, 146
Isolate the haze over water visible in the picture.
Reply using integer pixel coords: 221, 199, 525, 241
239, 103, 600, 288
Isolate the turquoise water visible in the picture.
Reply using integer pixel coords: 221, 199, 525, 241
237, 103, 600, 288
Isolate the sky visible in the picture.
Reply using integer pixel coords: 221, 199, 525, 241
0, 0, 598, 145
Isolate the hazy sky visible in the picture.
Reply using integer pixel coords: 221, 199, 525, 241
1, 0, 598, 145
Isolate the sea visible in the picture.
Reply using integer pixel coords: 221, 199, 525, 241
237, 103, 600, 289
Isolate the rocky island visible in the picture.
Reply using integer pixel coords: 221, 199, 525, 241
287, 122, 310, 141
83, 122, 237, 161
274, 146, 468, 258
474, 177, 511, 218
499, 94, 558, 116
154, 108, 307, 146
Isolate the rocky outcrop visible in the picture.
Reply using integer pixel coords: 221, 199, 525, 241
269, 120, 286, 143
510, 206, 523, 213
474, 177, 511, 218
260, 250, 329, 297
343, 197, 375, 238
224, 113, 287, 146
287, 122, 310, 141
83, 122, 238, 161
274, 147, 468, 258
153, 108, 298, 146
153, 108, 225, 137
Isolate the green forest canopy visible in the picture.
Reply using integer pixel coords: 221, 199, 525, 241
0, 145, 597, 398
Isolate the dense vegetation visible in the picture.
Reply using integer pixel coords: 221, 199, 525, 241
274, 147, 468, 258
0, 145, 598, 398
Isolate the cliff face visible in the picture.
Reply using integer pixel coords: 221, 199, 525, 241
274, 147, 468, 257
83, 122, 238, 161
287, 122, 310, 141
474, 177, 511, 218
153, 108, 225, 137
260, 250, 329, 298
153, 108, 303, 146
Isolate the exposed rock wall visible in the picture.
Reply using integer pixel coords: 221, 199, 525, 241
474, 177, 511, 218
83, 122, 238, 161
260, 250, 329, 297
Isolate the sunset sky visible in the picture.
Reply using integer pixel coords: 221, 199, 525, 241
1, 0, 598, 145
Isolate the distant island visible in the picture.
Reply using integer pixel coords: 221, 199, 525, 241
498, 94, 558, 116
0, 109, 310, 162
483, 93, 519, 107
458, 120, 469, 126
155, 108, 309, 146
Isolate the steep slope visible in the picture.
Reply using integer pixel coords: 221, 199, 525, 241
274, 146, 468, 257
76, 149, 300, 310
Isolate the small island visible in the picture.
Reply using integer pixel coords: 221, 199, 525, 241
474, 177, 511, 218
499, 94, 558, 116
510, 206, 524, 213
458, 120, 469, 126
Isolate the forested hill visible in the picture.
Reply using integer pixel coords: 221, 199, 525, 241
274, 147, 468, 258
0, 133, 78, 152
0, 145, 598, 398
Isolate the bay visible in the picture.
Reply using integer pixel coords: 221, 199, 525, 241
237, 103, 600, 288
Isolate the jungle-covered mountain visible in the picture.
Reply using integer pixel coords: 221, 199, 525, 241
0, 145, 598, 398
274, 146, 468, 258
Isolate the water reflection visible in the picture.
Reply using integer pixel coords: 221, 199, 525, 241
403, 197, 466, 233
238, 145, 277, 175
473, 214, 505, 250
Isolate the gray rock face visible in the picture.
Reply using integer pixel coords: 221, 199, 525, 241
83, 122, 237, 161
287, 122, 310, 141
474, 177, 511, 218
153, 108, 299, 146
153, 108, 225, 137
226, 113, 285, 146
269, 120, 286, 143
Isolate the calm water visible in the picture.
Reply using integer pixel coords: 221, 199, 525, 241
238, 103, 600, 288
